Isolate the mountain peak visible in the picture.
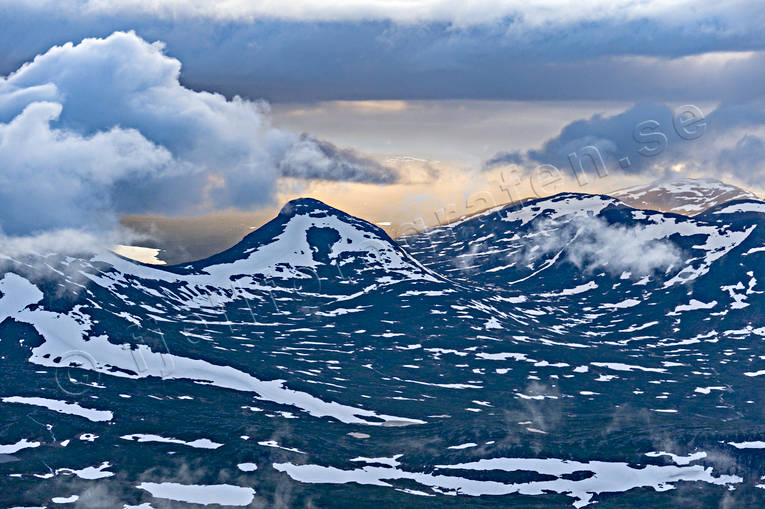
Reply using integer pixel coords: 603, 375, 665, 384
172, 196, 440, 285
278, 197, 338, 217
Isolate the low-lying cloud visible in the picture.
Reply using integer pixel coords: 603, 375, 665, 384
518, 216, 683, 277
0, 31, 394, 246
0, 229, 110, 258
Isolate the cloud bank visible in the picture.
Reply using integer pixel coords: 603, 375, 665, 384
15, 0, 764, 28
2, 3, 765, 103
0, 31, 393, 243
485, 101, 765, 193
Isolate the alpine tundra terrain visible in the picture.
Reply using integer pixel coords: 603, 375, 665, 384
0, 178, 764, 508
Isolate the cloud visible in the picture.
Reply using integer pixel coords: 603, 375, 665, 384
715, 134, 765, 181
12, 0, 763, 29
0, 229, 112, 257
517, 215, 683, 277
485, 100, 765, 193
0, 31, 394, 243
279, 134, 397, 183
0, 101, 173, 235
485, 102, 681, 174
2, 4, 765, 103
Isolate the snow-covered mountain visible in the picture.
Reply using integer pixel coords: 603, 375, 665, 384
1, 193, 764, 507
611, 177, 758, 215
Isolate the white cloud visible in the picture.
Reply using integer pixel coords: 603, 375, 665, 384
0, 31, 391, 246
0, 101, 174, 235
521, 215, 682, 277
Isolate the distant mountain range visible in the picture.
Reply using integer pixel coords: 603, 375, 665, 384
612, 177, 758, 215
120, 177, 762, 266
1, 179, 764, 507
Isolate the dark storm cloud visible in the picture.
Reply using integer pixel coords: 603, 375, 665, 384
1, 2, 765, 103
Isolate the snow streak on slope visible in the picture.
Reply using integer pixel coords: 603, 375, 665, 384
0, 191, 764, 508
0, 271, 423, 426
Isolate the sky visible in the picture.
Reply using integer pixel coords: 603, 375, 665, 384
1, 1, 764, 262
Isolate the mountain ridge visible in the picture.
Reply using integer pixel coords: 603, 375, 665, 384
114, 178, 764, 267
1, 188, 764, 507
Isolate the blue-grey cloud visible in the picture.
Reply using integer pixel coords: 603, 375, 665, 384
279, 134, 397, 183
1, 2, 765, 103
485, 103, 680, 173
0, 31, 395, 239
4, 1, 763, 36
485, 100, 765, 190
